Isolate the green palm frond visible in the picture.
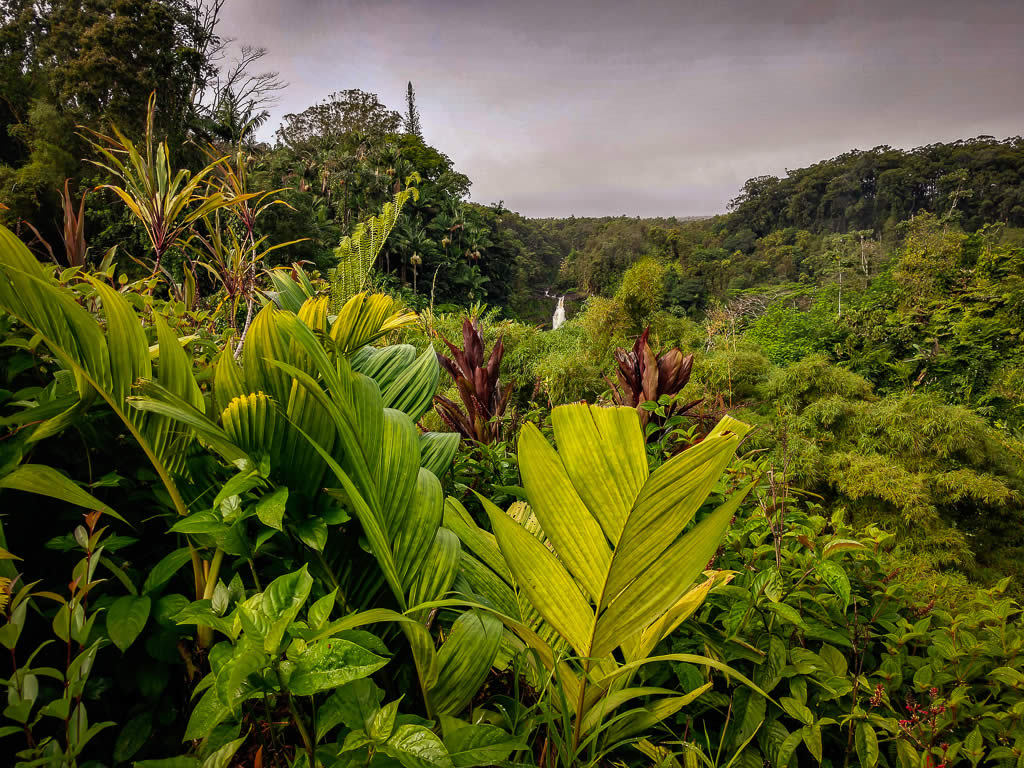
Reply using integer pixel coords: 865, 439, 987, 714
330, 180, 419, 308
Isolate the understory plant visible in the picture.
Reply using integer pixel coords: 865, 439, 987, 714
667, 481, 1024, 768
434, 317, 512, 444
608, 327, 701, 432
446, 402, 766, 766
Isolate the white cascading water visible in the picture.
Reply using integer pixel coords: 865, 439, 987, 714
552, 295, 566, 330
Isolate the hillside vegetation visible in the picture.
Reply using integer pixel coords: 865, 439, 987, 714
1, 3, 1022, 767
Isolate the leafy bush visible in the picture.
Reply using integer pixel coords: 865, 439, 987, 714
669, 498, 1024, 768
745, 296, 843, 365
615, 257, 666, 331
434, 317, 511, 443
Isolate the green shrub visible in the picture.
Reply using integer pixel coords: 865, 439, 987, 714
669, 502, 1024, 768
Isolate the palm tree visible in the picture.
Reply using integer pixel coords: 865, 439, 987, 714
391, 218, 435, 290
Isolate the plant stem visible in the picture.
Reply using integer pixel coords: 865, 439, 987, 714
197, 549, 225, 648
201, 549, 225, 601
235, 298, 255, 359
190, 544, 204, 600
276, 665, 315, 766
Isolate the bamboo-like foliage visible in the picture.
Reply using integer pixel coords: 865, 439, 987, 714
434, 318, 511, 444
330, 180, 419, 309
82, 92, 240, 274
608, 327, 700, 427
453, 403, 762, 757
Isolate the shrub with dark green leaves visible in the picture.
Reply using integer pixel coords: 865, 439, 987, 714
665, 500, 1024, 767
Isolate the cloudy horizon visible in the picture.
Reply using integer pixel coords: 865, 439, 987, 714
218, 0, 1024, 218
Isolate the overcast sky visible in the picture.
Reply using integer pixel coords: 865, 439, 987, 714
218, 0, 1024, 218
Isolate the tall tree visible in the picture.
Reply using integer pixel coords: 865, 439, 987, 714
0, 0, 223, 233
275, 89, 401, 150
404, 80, 422, 138
37, 0, 220, 140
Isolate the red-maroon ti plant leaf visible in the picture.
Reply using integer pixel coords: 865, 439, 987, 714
434, 318, 511, 444
607, 326, 702, 428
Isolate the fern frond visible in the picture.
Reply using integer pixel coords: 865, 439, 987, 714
330, 184, 418, 310
0, 578, 12, 612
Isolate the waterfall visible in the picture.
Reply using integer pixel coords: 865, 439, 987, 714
552, 295, 566, 330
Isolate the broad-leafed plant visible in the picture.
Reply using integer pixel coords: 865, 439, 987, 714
449, 403, 765, 766
132, 294, 495, 718
0, 226, 454, 653
607, 326, 700, 428
434, 318, 511, 444
0, 224, 212, 615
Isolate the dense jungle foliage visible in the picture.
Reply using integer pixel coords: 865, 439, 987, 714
1, 2, 1023, 767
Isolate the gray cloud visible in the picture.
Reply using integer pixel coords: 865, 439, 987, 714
217, 0, 1024, 217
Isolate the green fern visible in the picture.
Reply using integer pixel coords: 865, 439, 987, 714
330, 176, 419, 311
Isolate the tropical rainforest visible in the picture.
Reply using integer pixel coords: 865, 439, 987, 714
1, 2, 1023, 768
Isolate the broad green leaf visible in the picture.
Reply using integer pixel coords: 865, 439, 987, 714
443, 723, 527, 768
395, 469, 444, 586
107, 595, 151, 652
801, 723, 822, 763
183, 683, 229, 741
216, 647, 267, 711
308, 588, 338, 631
262, 566, 313, 653
383, 724, 453, 768
331, 293, 418, 354
780, 696, 814, 726
776, 730, 803, 768
815, 559, 851, 609
200, 733, 247, 768
114, 712, 152, 762
295, 517, 328, 552
482, 491, 593, 658
428, 610, 503, 715
254, 486, 288, 530
353, 344, 440, 422
605, 688, 710, 742
408, 527, 460, 610
517, 420, 611, 601
288, 637, 389, 696
593, 480, 752, 658
134, 758, 200, 768
420, 432, 460, 479
317, 679, 384, 741
443, 498, 511, 582
143, 548, 193, 594
581, 684, 700, 735
822, 538, 868, 558
549, 403, 648, 540
602, 418, 747, 605
369, 698, 400, 742
767, 601, 807, 629
856, 721, 878, 768
0, 464, 127, 524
